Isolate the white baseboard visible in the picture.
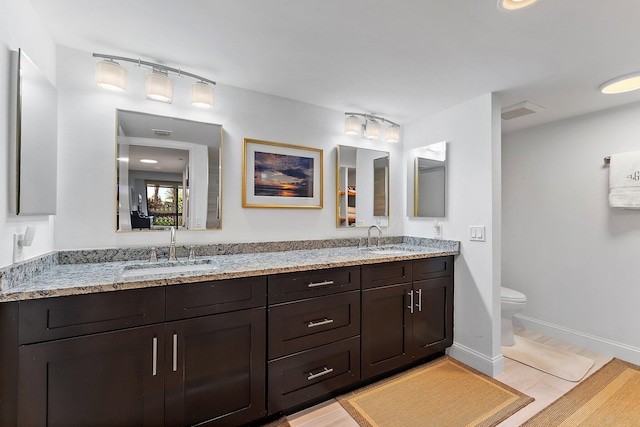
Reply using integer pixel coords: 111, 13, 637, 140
514, 314, 640, 365
447, 342, 505, 377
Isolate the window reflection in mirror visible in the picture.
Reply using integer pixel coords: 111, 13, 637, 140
412, 141, 446, 218
116, 110, 223, 231
336, 145, 390, 228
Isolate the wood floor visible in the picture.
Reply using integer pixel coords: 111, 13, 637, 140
284, 328, 613, 427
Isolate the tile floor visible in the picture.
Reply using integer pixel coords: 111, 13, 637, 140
284, 328, 613, 427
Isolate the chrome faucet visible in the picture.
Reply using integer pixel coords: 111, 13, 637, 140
169, 226, 178, 261
367, 225, 382, 248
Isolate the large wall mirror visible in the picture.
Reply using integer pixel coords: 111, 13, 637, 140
116, 110, 223, 231
336, 145, 389, 228
9, 49, 57, 215
412, 141, 446, 218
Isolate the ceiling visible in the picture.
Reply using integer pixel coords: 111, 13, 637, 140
29, 0, 640, 133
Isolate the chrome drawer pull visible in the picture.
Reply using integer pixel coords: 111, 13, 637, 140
307, 366, 334, 381
416, 288, 422, 312
172, 333, 178, 372
408, 290, 414, 314
307, 280, 335, 288
307, 318, 335, 328
152, 337, 158, 376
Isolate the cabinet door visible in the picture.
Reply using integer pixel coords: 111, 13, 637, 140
164, 308, 266, 427
411, 277, 454, 359
18, 325, 165, 427
361, 283, 413, 380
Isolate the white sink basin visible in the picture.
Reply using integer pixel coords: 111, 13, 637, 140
122, 259, 217, 278
366, 246, 417, 255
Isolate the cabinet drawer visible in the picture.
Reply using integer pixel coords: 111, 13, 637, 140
268, 266, 360, 304
268, 336, 360, 414
166, 276, 266, 321
412, 256, 453, 281
19, 287, 165, 345
361, 260, 412, 290
268, 291, 360, 359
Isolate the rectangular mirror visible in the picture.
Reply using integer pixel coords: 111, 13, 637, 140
336, 145, 389, 228
116, 110, 223, 231
9, 49, 58, 215
413, 141, 446, 217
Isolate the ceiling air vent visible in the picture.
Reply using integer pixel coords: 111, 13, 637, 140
501, 101, 545, 120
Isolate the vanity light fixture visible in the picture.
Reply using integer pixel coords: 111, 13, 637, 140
191, 81, 215, 108
95, 59, 126, 92
498, 0, 539, 11
93, 53, 216, 108
146, 69, 173, 103
344, 112, 401, 143
600, 72, 640, 94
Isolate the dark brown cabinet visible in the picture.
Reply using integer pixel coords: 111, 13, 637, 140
164, 277, 267, 425
164, 308, 266, 426
267, 268, 361, 414
361, 257, 454, 380
18, 324, 166, 426
16, 278, 267, 427
5, 255, 455, 426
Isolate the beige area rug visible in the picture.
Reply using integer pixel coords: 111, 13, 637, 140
257, 416, 290, 427
523, 358, 640, 426
337, 356, 533, 427
502, 335, 595, 382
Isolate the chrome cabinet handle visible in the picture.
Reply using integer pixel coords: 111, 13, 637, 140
307, 280, 335, 288
172, 333, 178, 372
416, 288, 422, 312
408, 290, 414, 314
307, 366, 334, 381
152, 337, 158, 376
307, 318, 334, 328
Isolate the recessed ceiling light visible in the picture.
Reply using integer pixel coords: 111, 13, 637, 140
498, 0, 539, 11
600, 73, 640, 94
140, 159, 158, 164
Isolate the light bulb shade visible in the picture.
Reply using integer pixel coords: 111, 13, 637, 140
146, 72, 173, 103
191, 82, 215, 108
344, 115, 361, 135
95, 60, 126, 92
364, 119, 381, 140
385, 124, 400, 142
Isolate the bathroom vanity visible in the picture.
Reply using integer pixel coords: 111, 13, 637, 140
0, 241, 457, 426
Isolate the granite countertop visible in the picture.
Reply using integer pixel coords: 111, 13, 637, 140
0, 240, 459, 303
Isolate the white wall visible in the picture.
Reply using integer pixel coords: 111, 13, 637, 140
403, 93, 503, 376
0, 0, 56, 268
54, 46, 404, 250
503, 102, 640, 364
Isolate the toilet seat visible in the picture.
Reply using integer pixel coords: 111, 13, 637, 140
501, 287, 527, 303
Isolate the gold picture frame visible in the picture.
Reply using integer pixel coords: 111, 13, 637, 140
242, 138, 323, 208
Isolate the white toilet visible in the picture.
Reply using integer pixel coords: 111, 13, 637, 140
501, 286, 527, 346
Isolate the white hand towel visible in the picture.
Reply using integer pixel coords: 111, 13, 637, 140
609, 151, 640, 208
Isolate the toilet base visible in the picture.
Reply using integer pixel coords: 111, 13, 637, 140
501, 315, 515, 347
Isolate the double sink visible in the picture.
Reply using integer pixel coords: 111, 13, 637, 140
120, 245, 418, 279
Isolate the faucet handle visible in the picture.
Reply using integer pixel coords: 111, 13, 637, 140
150, 247, 158, 263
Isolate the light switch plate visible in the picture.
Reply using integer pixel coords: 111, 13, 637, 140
469, 226, 486, 242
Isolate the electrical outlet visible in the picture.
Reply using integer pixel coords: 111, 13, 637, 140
469, 226, 486, 242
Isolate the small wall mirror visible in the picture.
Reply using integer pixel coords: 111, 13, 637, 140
9, 49, 57, 215
336, 145, 389, 228
412, 141, 446, 217
116, 110, 223, 231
